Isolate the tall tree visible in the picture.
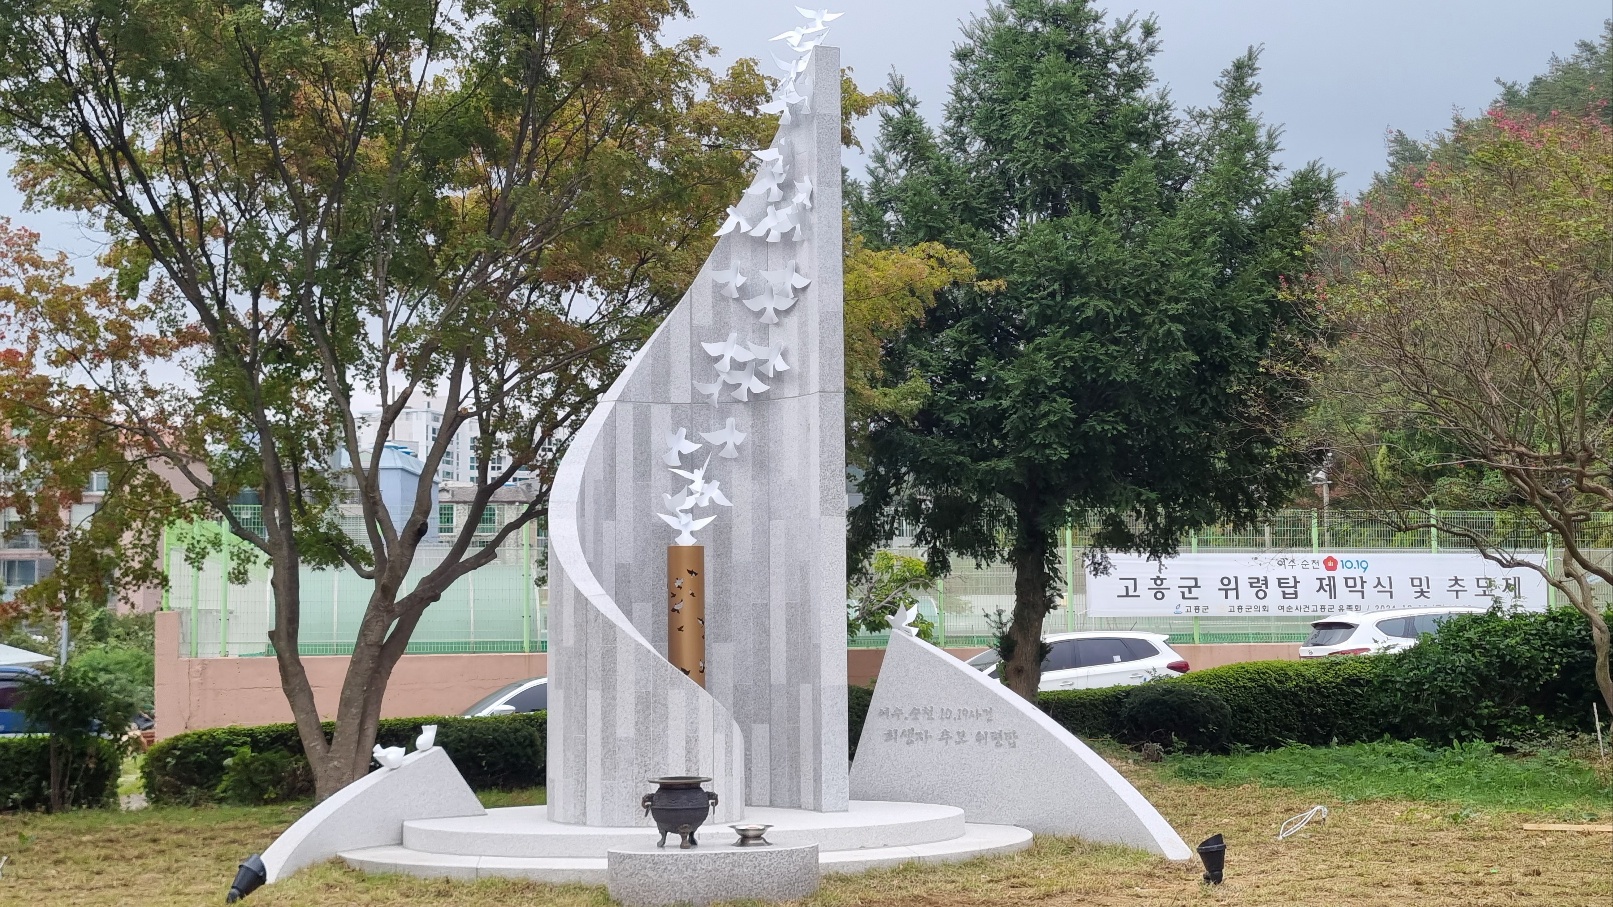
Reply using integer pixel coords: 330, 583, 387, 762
1307, 111, 1613, 716
848, 0, 1334, 700
0, 0, 772, 798
1495, 18, 1611, 124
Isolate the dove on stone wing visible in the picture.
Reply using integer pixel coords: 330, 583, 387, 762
415, 725, 437, 753
692, 375, 725, 406
727, 362, 770, 402
760, 260, 812, 297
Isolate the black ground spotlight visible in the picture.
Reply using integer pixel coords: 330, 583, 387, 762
225, 854, 267, 903
1196, 833, 1226, 884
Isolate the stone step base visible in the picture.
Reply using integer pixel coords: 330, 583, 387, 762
341, 822, 1033, 884
403, 801, 967, 858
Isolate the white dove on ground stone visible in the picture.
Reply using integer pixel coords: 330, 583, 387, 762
373, 744, 406, 770
747, 340, 790, 378
888, 603, 919, 636
415, 725, 437, 753
662, 427, 702, 467
702, 332, 755, 371
658, 509, 717, 546
711, 264, 746, 298
701, 418, 747, 458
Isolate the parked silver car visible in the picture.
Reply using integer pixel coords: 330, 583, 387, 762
965, 632, 1189, 691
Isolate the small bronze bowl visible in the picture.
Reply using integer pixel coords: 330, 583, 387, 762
729, 824, 773, 847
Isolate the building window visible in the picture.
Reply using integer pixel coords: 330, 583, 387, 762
478, 506, 498, 533
86, 471, 110, 493
438, 504, 455, 536
2, 559, 37, 587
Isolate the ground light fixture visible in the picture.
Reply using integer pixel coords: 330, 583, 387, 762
225, 853, 266, 903
1197, 833, 1226, 884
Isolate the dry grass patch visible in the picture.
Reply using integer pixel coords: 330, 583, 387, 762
1, 760, 1607, 907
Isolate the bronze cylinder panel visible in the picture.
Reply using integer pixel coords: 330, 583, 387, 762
667, 545, 706, 687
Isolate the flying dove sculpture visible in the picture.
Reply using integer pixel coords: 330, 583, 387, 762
700, 418, 748, 458
711, 264, 747, 298
692, 480, 733, 509
888, 603, 919, 636
663, 488, 695, 513
760, 260, 812, 297
658, 509, 717, 546
747, 341, 790, 378
662, 427, 702, 467
723, 361, 770, 402
701, 332, 755, 372
742, 285, 798, 325
670, 457, 713, 497
715, 205, 752, 237
792, 175, 815, 209
692, 374, 725, 406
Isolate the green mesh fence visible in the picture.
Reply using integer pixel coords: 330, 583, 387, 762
170, 508, 1610, 656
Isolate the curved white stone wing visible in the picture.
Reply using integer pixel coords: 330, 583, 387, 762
849, 631, 1194, 860
547, 47, 847, 826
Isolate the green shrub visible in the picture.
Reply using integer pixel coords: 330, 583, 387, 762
1039, 657, 1385, 750
1376, 608, 1607, 743
1118, 684, 1233, 753
847, 685, 874, 761
143, 712, 546, 805
0, 736, 121, 811
1039, 686, 1132, 740
1174, 657, 1386, 749
215, 746, 313, 805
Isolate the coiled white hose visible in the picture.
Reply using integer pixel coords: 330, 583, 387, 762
1278, 805, 1330, 840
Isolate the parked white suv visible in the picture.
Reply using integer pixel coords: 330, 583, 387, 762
1299, 606, 1487, 658
965, 631, 1189, 691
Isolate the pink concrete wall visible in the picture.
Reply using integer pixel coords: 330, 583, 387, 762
154, 611, 548, 739
156, 611, 1298, 738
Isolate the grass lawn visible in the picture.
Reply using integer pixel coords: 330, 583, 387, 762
1, 742, 1608, 907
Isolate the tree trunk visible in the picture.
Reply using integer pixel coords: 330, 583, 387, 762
1003, 528, 1054, 702
48, 736, 64, 812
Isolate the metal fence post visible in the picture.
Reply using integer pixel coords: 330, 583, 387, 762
1310, 511, 1319, 553
218, 519, 230, 657
1545, 532, 1557, 609
1190, 529, 1201, 644
1064, 525, 1075, 633
522, 523, 534, 653
188, 521, 200, 659
935, 578, 945, 647
1429, 508, 1439, 553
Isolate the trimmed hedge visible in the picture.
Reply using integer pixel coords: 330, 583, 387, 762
143, 712, 546, 805
848, 684, 874, 761
1119, 684, 1234, 754
1040, 656, 1385, 750
0, 736, 121, 811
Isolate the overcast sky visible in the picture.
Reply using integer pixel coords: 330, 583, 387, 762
1, 0, 1605, 264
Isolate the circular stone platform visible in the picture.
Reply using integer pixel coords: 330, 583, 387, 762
340, 800, 1032, 883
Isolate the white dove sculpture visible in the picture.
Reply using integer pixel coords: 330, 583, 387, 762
747, 340, 790, 378
742, 285, 798, 325
796, 7, 843, 30
792, 175, 814, 209
662, 427, 702, 467
760, 260, 812, 297
671, 457, 712, 496
692, 479, 733, 509
772, 27, 828, 52
415, 724, 437, 753
888, 603, 919, 636
693, 375, 725, 406
663, 488, 696, 513
711, 264, 746, 298
659, 509, 717, 546
701, 417, 747, 458
702, 332, 755, 371
723, 361, 770, 402
373, 744, 407, 771
715, 205, 751, 237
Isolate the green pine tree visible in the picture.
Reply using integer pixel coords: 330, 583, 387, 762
848, 0, 1335, 700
